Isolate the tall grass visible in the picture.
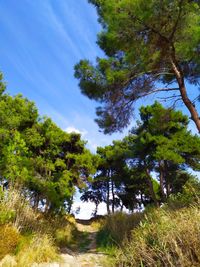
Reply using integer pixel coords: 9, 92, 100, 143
0, 188, 77, 265
0, 188, 38, 232
115, 206, 200, 267
96, 212, 143, 254
16, 235, 59, 267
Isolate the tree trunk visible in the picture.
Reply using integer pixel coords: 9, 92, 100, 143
106, 174, 110, 214
111, 179, 115, 213
45, 199, 50, 213
164, 161, 171, 198
68, 195, 73, 214
94, 203, 98, 217
120, 203, 123, 212
170, 49, 200, 133
159, 161, 166, 202
33, 193, 39, 209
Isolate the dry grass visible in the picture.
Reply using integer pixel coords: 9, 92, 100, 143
0, 225, 20, 260
16, 235, 59, 267
0, 255, 17, 267
102, 212, 143, 245
0, 189, 38, 232
90, 216, 106, 231
115, 206, 200, 267
0, 189, 75, 266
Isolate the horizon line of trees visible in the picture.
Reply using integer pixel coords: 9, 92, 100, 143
81, 102, 200, 215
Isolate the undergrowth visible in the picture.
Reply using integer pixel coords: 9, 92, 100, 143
97, 181, 200, 267
0, 188, 78, 266
115, 206, 200, 267
96, 212, 143, 255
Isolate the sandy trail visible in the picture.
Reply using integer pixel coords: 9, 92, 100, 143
1, 220, 107, 267
59, 219, 106, 267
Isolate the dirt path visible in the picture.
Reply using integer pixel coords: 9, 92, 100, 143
59, 219, 106, 267
0, 220, 107, 267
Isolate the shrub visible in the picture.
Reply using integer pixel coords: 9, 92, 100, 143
0, 210, 15, 225
0, 225, 20, 260
167, 178, 200, 209
115, 206, 200, 267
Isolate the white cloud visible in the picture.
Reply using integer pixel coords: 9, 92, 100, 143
43, 2, 82, 60
65, 126, 88, 137
65, 125, 99, 152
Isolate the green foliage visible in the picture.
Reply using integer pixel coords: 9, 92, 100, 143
81, 102, 200, 214
0, 210, 15, 225
122, 102, 200, 206
0, 74, 96, 213
75, 0, 200, 133
81, 141, 130, 215
167, 177, 200, 209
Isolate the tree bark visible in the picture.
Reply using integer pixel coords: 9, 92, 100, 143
159, 161, 166, 202
164, 161, 171, 198
94, 203, 98, 217
170, 49, 200, 133
106, 172, 110, 214
68, 195, 73, 214
111, 179, 115, 213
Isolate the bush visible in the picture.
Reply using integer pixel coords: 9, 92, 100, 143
0, 225, 20, 260
115, 206, 200, 267
0, 210, 15, 225
167, 178, 200, 209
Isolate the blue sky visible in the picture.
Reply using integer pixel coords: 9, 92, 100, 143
0, 0, 199, 218
0, 0, 129, 152
0, 0, 198, 150
0, 0, 141, 219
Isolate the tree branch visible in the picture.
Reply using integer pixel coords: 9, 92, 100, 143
139, 87, 179, 98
